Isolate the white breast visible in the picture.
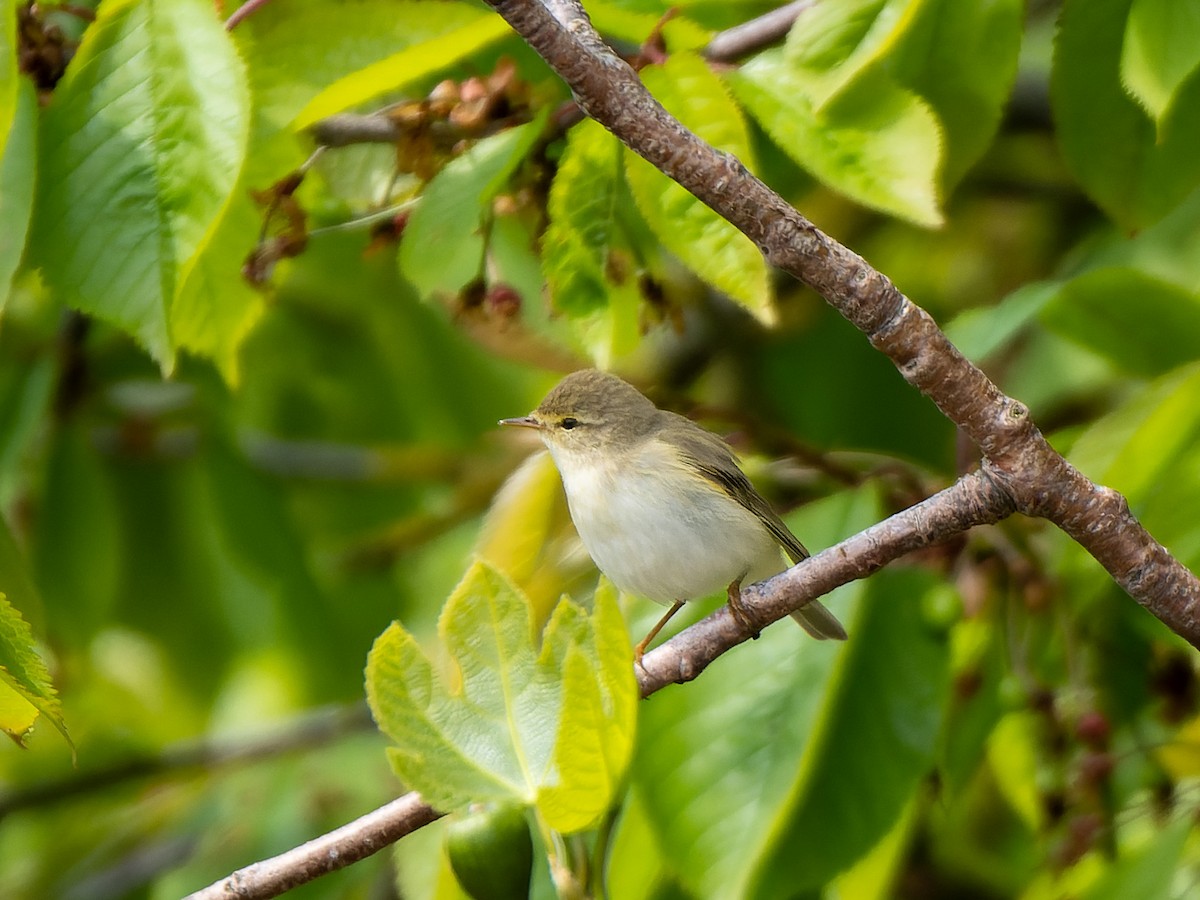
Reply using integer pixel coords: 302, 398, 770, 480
547, 441, 782, 603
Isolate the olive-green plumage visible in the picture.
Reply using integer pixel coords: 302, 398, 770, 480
501, 369, 846, 654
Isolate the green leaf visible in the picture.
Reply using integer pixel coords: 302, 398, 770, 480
365, 561, 636, 832
888, 0, 1023, 188
1083, 816, 1191, 900
729, 50, 942, 226
1120, 0, 1200, 128
747, 567, 952, 897
542, 119, 644, 365
243, 0, 490, 130
544, 120, 626, 318
293, 12, 512, 128
399, 117, 546, 299
1069, 363, 1200, 505
541, 580, 637, 832
0, 79, 35, 313
985, 711, 1044, 831
29, 0, 250, 370
171, 178, 265, 384
0, 590, 69, 749
784, 0, 920, 108
943, 282, 1057, 363
625, 51, 773, 321
1053, 0, 1200, 229
1039, 268, 1200, 376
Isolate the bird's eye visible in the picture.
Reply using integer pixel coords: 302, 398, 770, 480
561, 417, 579, 430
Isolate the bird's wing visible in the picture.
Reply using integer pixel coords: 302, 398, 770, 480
668, 416, 811, 563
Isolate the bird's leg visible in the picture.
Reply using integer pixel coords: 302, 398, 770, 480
726, 572, 761, 639
634, 600, 685, 664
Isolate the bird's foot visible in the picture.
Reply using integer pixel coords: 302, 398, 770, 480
726, 578, 761, 639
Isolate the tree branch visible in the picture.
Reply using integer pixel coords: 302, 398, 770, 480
482, 0, 1200, 647
182, 791, 443, 900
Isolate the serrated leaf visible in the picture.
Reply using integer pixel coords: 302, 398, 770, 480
0, 592, 69, 748
1120, 0, 1200, 128
887, 0, 1023, 188
544, 120, 626, 318
785, 0, 923, 108
400, 117, 545, 299
0, 79, 35, 313
29, 0, 250, 370
1053, 0, 1200, 229
542, 119, 646, 365
729, 50, 942, 226
626, 52, 772, 320
365, 561, 636, 832
1040, 268, 1200, 376
294, 13, 511, 128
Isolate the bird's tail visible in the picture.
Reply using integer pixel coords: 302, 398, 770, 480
790, 600, 848, 641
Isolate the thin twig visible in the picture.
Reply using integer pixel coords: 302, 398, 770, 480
225, 0, 274, 31
704, 0, 813, 61
183, 791, 443, 900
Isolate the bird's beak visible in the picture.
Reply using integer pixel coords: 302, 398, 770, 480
498, 415, 540, 429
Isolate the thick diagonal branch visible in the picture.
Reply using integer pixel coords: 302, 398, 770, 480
484, 0, 1200, 647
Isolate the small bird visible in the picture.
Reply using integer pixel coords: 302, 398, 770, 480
500, 369, 846, 659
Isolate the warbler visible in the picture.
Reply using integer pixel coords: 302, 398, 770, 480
500, 369, 846, 658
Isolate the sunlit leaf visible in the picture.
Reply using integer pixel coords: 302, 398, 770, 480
1120, 0, 1200, 129
785, 0, 921, 108
626, 51, 773, 321
29, 0, 250, 370
0, 592, 68, 748
542, 119, 644, 366
293, 12, 511, 128
729, 50, 942, 226
365, 561, 636, 832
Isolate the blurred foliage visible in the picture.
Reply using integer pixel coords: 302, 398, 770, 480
1, 0, 1200, 897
